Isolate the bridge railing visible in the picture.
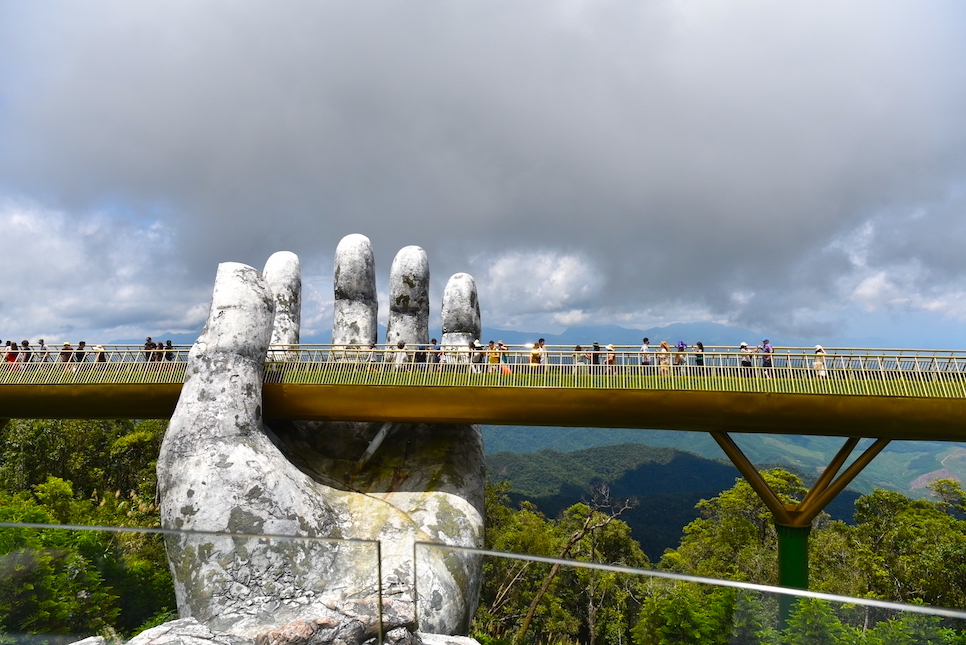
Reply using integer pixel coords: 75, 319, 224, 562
262, 344, 966, 399
0, 346, 190, 384
2, 344, 966, 398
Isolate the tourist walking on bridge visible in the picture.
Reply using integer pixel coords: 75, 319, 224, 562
758, 338, 774, 379
572, 345, 590, 375
658, 341, 670, 375
60, 342, 73, 370
393, 340, 409, 370
591, 341, 602, 374
640, 337, 651, 375
813, 345, 827, 378
486, 341, 501, 373
693, 341, 705, 374
674, 342, 687, 373
739, 342, 753, 377
497, 340, 509, 368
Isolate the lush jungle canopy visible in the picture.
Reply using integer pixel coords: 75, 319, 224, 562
1, 419, 965, 644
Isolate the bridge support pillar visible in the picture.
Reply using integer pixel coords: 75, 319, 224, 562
709, 431, 890, 626
776, 523, 810, 625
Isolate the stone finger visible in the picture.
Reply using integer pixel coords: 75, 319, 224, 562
386, 245, 430, 346
332, 234, 377, 347
263, 251, 301, 347
164, 262, 274, 451
441, 273, 481, 349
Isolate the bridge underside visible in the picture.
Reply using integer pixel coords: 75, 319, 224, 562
2, 383, 964, 441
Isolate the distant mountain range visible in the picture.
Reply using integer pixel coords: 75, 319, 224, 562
482, 426, 966, 497
486, 442, 860, 561
115, 319, 898, 349
479, 322, 775, 348
479, 321, 902, 350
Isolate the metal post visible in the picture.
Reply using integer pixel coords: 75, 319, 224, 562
776, 523, 810, 627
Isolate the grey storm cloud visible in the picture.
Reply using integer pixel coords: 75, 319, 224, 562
1, 0, 965, 339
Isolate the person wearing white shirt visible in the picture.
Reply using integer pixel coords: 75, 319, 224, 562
640, 337, 651, 374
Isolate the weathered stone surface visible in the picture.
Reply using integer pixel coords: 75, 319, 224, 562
440, 274, 481, 350
263, 251, 301, 348
417, 634, 481, 645
120, 619, 483, 645
332, 234, 377, 347
68, 637, 107, 645
253, 598, 414, 645
270, 246, 484, 634
160, 244, 485, 643
159, 263, 376, 638
125, 618, 236, 645
385, 246, 429, 346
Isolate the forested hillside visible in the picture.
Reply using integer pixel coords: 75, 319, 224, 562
0, 419, 175, 640
483, 425, 966, 495
3, 419, 966, 644
487, 443, 859, 560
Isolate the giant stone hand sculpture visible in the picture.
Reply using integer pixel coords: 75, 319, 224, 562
156, 235, 485, 645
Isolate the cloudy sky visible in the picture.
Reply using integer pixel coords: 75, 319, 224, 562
2, 1, 965, 347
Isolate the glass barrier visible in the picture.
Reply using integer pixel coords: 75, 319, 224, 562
0, 522, 382, 645
415, 541, 966, 645
5, 522, 966, 644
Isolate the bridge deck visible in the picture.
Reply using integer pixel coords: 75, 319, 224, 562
1, 345, 964, 440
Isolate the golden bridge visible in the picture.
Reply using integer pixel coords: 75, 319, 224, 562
2, 344, 964, 440
2, 342, 965, 592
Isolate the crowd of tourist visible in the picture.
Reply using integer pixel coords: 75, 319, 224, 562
1, 334, 834, 379
0, 337, 182, 365
346, 336, 832, 378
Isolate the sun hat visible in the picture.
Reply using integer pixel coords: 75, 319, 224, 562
740, 342, 748, 347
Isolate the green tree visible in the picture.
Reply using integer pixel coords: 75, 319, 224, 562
660, 469, 806, 584
926, 479, 965, 516
0, 421, 175, 635
560, 496, 648, 645
632, 583, 734, 645
0, 419, 165, 499
475, 483, 647, 645
781, 598, 853, 645
850, 489, 966, 606
0, 487, 121, 636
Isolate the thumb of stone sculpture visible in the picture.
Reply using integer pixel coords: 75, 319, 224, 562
159, 262, 377, 641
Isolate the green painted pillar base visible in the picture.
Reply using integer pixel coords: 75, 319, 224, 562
776, 523, 810, 628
